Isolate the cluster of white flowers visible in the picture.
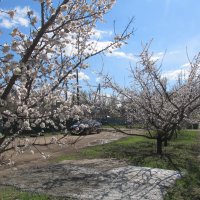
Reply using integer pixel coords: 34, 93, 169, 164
0, 0, 133, 161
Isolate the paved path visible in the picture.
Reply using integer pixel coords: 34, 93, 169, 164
1, 159, 181, 200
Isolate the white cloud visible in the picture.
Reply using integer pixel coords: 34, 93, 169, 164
0, 6, 32, 28
52, 28, 132, 62
181, 62, 190, 67
85, 38, 137, 61
91, 28, 113, 39
0, 18, 13, 28
88, 40, 113, 52
162, 69, 185, 80
150, 50, 179, 62
107, 49, 178, 62
68, 71, 90, 81
60, 34, 114, 58
162, 63, 190, 80
96, 77, 102, 82
107, 51, 137, 61
78, 71, 90, 81
150, 52, 165, 61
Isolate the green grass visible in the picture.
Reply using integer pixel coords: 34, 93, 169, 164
0, 186, 66, 200
55, 130, 200, 200
55, 130, 199, 169
102, 124, 127, 128
53, 135, 150, 163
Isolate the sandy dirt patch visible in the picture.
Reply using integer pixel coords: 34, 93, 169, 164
0, 130, 130, 177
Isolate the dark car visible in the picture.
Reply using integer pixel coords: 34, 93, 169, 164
70, 119, 102, 135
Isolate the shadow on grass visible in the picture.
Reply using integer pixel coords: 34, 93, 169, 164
93, 138, 200, 200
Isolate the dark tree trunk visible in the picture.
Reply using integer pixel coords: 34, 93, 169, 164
175, 131, 178, 139
164, 138, 168, 147
76, 69, 80, 105
157, 137, 163, 155
0, 136, 5, 146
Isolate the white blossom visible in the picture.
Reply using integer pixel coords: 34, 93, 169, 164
40, 122, 45, 129
13, 67, 21, 75
0, 0, 133, 159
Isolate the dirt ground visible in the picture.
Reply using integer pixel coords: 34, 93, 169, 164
0, 129, 145, 177
0, 129, 181, 200
0, 158, 181, 200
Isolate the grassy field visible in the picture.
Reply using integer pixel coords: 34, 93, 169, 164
0, 186, 65, 200
1, 130, 200, 199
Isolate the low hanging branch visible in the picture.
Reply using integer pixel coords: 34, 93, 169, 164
0, 0, 134, 160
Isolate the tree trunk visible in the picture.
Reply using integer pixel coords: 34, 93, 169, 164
0, 136, 5, 146
175, 131, 178, 139
156, 137, 163, 155
164, 138, 168, 147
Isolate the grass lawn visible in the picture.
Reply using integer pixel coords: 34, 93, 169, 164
0, 186, 65, 200
1, 130, 200, 199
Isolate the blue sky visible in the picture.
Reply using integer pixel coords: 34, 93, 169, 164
1, 0, 200, 89
86, 0, 200, 88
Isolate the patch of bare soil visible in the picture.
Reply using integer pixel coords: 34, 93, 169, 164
0, 130, 130, 177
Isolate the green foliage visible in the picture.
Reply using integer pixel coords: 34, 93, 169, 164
164, 131, 200, 200
0, 186, 65, 200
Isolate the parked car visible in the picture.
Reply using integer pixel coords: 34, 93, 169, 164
70, 119, 102, 135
